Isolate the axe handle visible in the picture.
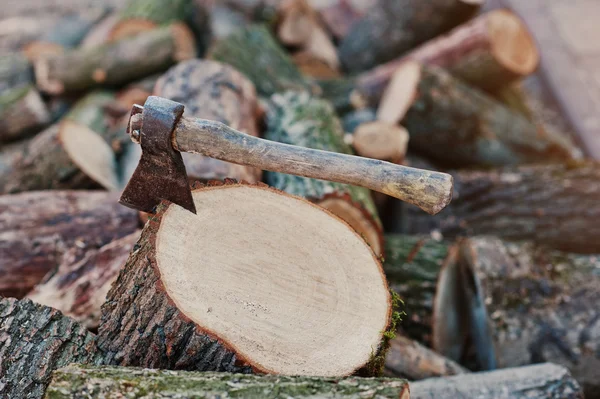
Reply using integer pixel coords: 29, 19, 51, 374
173, 117, 453, 215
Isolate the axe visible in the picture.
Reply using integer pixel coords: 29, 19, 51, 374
120, 96, 453, 215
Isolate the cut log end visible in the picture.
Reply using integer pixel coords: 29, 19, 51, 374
377, 61, 421, 124
22, 41, 64, 61
100, 183, 392, 376
488, 9, 539, 77
59, 120, 119, 191
108, 18, 157, 41
352, 121, 409, 163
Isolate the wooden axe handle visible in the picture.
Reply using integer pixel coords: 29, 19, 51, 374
170, 117, 453, 215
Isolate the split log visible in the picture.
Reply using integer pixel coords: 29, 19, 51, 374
410, 363, 583, 399
357, 9, 539, 101
337, 0, 483, 73
350, 121, 409, 163
46, 364, 410, 398
0, 298, 101, 399
0, 110, 120, 193
98, 182, 393, 376
209, 24, 312, 96
0, 191, 139, 298
22, 7, 108, 60
385, 334, 467, 380
154, 59, 262, 183
378, 62, 577, 167
0, 85, 51, 142
26, 232, 140, 330
383, 235, 477, 364
35, 23, 197, 95
263, 91, 383, 255
441, 161, 600, 253
460, 237, 600, 397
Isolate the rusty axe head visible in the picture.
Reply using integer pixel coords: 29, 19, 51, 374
119, 96, 196, 214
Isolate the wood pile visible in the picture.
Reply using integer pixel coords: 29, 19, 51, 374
0, 0, 594, 398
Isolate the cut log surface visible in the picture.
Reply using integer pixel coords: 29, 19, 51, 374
357, 9, 539, 101
0, 85, 51, 142
410, 363, 583, 399
154, 59, 262, 183
351, 121, 409, 163
442, 162, 600, 253
0, 191, 139, 298
209, 24, 311, 97
461, 237, 600, 397
46, 364, 410, 399
264, 91, 383, 255
35, 23, 197, 95
27, 231, 140, 330
0, 298, 101, 399
385, 334, 467, 380
337, 0, 483, 73
380, 63, 577, 167
98, 183, 392, 376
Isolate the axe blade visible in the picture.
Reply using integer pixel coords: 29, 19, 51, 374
119, 96, 196, 214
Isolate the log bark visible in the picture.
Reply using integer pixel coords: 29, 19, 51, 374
0, 191, 139, 298
98, 182, 392, 376
154, 59, 262, 183
337, 0, 483, 73
314, 0, 374, 41
379, 63, 578, 167
385, 334, 467, 380
356, 9, 540, 101
0, 298, 102, 399
0, 85, 51, 142
26, 231, 140, 330
264, 91, 383, 255
46, 364, 410, 399
0, 53, 34, 93
35, 23, 197, 95
209, 24, 312, 97
460, 236, 600, 397
316, 76, 367, 115
410, 363, 583, 399
441, 161, 600, 253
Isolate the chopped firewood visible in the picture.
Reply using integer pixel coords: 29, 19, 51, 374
208, 3, 251, 41
378, 62, 578, 166
410, 363, 583, 399
264, 91, 383, 255
441, 161, 600, 253
342, 108, 376, 134
338, 0, 484, 73
0, 85, 50, 143
0, 298, 101, 399
316, 76, 367, 115
46, 365, 410, 399
115, 73, 160, 109
79, 13, 120, 48
35, 23, 197, 95
350, 121, 409, 163
0, 53, 34, 93
0, 191, 139, 298
385, 334, 468, 380
293, 51, 340, 79
312, 0, 374, 40
459, 236, 600, 396
27, 231, 140, 330
209, 24, 312, 96
154, 59, 262, 183
357, 9, 539, 101
22, 7, 108, 60
383, 235, 476, 363
97, 182, 393, 376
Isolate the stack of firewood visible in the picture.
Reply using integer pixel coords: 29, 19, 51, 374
0, 0, 597, 398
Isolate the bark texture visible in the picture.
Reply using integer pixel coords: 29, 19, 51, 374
338, 0, 482, 73
462, 236, 600, 397
154, 59, 262, 183
0, 53, 34, 93
441, 161, 600, 253
27, 231, 140, 330
0, 191, 139, 298
400, 65, 578, 167
410, 363, 583, 399
0, 85, 50, 142
46, 365, 410, 399
263, 91, 383, 254
35, 23, 196, 95
209, 24, 312, 96
0, 298, 102, 399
